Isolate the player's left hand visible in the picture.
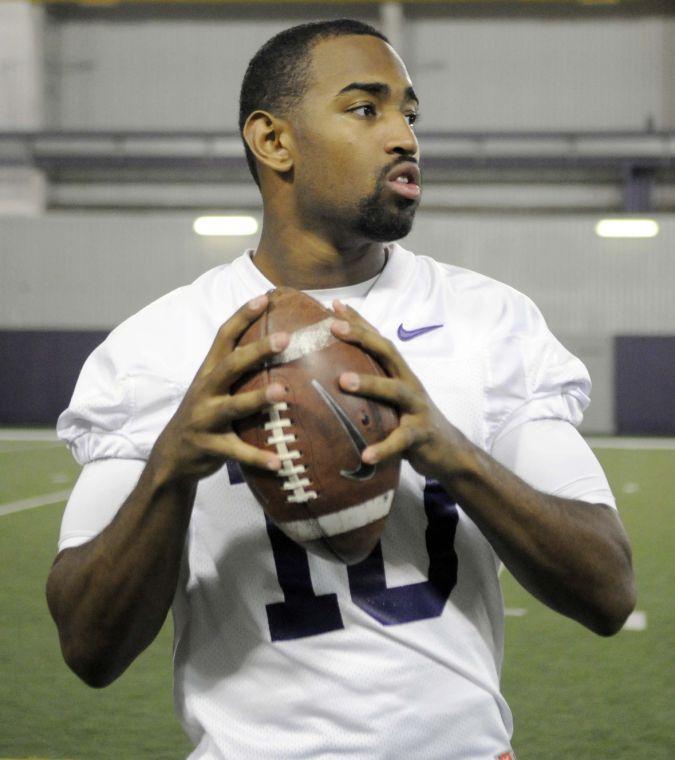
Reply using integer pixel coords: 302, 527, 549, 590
330, 300, 475, 481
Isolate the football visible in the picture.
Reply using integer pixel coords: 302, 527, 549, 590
233, 287, 400, 565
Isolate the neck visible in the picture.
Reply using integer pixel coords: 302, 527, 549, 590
252, 219, 389, 290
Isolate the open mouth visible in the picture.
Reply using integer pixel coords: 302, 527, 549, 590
385, 162, 421, 200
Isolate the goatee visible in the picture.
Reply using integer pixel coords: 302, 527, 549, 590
352, 183, 418, 242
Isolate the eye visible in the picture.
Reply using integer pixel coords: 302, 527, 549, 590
406, 112, 421, 127
350, 104, 377, 118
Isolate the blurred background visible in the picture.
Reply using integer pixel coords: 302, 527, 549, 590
1, 0, 674, 434
0, 1, 673, 759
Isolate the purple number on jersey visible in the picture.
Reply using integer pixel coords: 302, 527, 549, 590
264, 519, 345, 641
347, 479, 459, 625
225, 461, 459, 640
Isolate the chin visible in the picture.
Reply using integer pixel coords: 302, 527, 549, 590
357, 208, 417, 242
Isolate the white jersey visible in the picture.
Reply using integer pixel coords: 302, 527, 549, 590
57, 244, 603, 760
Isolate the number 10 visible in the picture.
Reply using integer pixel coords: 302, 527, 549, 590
263, 478, 459, 641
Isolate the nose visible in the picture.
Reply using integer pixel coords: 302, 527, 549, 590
383, 113, 419, 158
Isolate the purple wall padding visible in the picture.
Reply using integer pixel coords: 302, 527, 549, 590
0, 330, 108, 426
615, 335, 675, 435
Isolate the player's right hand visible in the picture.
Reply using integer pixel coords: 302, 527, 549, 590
149, 294, 289, 484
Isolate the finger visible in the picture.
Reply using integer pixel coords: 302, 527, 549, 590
332, 300, 379, 332
205, 383, 287, 429
203, 331, 289, 393
339, 372, 421, 414
199, 294, 270, 378
195, 430, 281, 471
331, 315, 412, 381
362, 424, 420, 466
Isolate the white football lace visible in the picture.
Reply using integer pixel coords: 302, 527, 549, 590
264, 401, 318, 503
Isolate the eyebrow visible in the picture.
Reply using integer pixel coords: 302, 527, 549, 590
335, 81, 419, 107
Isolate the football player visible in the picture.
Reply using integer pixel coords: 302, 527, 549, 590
47, 19, 635, 760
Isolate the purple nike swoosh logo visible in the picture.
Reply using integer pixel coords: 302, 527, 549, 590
397, 323, 444, 341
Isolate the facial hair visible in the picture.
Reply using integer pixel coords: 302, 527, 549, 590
351, 173, 419, 242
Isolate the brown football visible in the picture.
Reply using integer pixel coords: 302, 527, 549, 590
232, 287, 400, 565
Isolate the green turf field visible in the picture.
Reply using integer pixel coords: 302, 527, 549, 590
0, 433, 672, 759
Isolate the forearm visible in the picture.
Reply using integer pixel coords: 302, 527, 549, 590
46, 456, 197, 687
47, 296, 290, 687
438, 442, 635, 635
329, 301, 636, 634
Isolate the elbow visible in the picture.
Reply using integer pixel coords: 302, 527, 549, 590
46, 574, 123, 689
52, 617, 125, 688
61, 641, 122, 689
588, 572, 637, 638
77, 670, 112, 689
588, 515, 637, 637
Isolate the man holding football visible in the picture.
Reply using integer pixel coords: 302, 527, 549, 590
47, 19, 635, 760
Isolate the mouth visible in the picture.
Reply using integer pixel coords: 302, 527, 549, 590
385, 162, 421, 200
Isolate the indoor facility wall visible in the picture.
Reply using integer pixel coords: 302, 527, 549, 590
1, 212, 672, 432
1, 212, 671, 334
44, 13, 674, 131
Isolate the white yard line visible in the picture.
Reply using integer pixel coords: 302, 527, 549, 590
2, 429, 673, 449
0, 429, 59, 442
503, 606, 647, 631
0, 489, 71, 517
622, 611, 648, 631
0, 443, 63, 454
586, 437, 675, 450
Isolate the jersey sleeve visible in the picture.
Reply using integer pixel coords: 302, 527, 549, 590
484, 292, 591, 451
56, 326, 186, 465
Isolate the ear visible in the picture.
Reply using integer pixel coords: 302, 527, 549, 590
243, 110, 294, 177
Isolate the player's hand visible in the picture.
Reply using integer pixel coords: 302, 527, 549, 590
330, 300, 473, 481
150, 294, 289, 484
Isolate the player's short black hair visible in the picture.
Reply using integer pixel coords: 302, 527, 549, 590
239, 19, 389, 188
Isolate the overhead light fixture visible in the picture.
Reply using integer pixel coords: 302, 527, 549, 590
595, 219, 659, 239
193, 215, 259, 237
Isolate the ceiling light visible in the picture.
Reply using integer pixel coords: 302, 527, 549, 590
595, 219, 659, 239
193, 216, 259, 237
